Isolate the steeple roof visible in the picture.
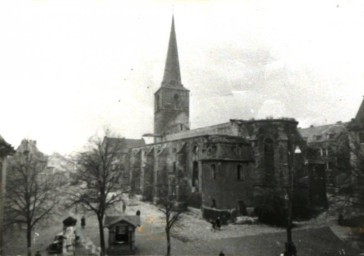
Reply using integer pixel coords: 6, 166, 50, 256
355, 96, 364, 124
161, 16, 182, 88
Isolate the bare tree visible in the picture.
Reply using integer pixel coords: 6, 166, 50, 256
67, 132, 128, 255
5, 140, 56, 256
344, 135, 364, 210
158, 185, 184, 256
329, 132, 364, 213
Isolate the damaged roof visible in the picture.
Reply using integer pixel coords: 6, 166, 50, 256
104, 137, 145, 153
298, 123, 348, 143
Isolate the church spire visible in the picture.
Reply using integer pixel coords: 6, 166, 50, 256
162, 16, 182, 87
355, 95, 364, 123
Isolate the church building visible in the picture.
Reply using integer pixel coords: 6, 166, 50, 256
126, 17, 308, 221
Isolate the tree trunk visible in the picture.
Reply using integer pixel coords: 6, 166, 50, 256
27, 223, 32, 256
166, 227, 171, 256
98, 215, 106, 256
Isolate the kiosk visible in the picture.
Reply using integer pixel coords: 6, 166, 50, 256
104, 215, 140, 255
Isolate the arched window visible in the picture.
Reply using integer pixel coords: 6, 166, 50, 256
174, 94, 181, 108
192, 145, 199, 154
237, 165, 244, 181
211, 164, 216, 179
359, 132, 364, 143
192, 161, 199, 189
264, 138, 275, 183
173, 162, 177, 173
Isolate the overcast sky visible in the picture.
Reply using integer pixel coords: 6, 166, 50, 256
1, 0, 363, 155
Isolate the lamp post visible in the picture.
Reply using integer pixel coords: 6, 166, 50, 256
284, 145, 301, 256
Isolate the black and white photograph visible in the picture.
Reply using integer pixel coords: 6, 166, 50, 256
1, 0, 364, 255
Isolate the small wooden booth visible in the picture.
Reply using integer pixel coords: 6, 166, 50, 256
104, 215, 140, 255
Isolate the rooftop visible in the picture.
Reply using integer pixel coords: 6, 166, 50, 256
298, 122, 348, 143
104, 215, 141, 228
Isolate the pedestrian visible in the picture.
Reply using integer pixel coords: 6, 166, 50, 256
219, 251, 225, 256
211, 219, 216, 231
81, 216, 86, 229
136, 210, 141, 216
215, 217, 221, 230
211, 199, 216, 208
122, 201, 127, 213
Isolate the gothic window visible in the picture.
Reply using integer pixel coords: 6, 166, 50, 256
192, 145, 199, 155
237, 146, 242, 155
207, 145, 217, 156
211, 164, 216, 180
174, 94, 181, 108
173, 162, 177, 173
264, 138, 275, 182
231, 145, 241, 155
237, 165, 244, 181
192, 161, 199, 188
359, 132, 364, 144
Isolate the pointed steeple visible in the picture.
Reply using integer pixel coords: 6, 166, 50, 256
355, 96, 364, 123
162, 16, 182, 87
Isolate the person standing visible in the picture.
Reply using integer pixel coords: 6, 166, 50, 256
122, 199, 127, 213
211, 219, 216, 231
215, 217, 221, 230
81, 216, 86, 229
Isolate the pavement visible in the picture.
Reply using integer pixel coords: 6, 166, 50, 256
3, 198, 363, 256
106, 199, 362, 256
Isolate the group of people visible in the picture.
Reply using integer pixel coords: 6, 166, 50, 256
211, 216, 221, 230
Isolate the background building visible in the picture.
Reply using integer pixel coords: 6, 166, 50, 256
0, 135, 14, 255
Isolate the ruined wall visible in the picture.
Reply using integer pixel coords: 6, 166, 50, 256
129, 149, 142, 195
141, 147, 154, 201
128, 119, 308, 218
198, 136, 254, 211
164, 122, 233, 141
237, 120, 304, 190
201, 161, 254, 210
154, 144, 169, 203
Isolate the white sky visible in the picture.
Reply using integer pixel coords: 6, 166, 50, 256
0, 0, 363, 155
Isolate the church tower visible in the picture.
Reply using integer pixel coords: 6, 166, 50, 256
154, 16, 190, 141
